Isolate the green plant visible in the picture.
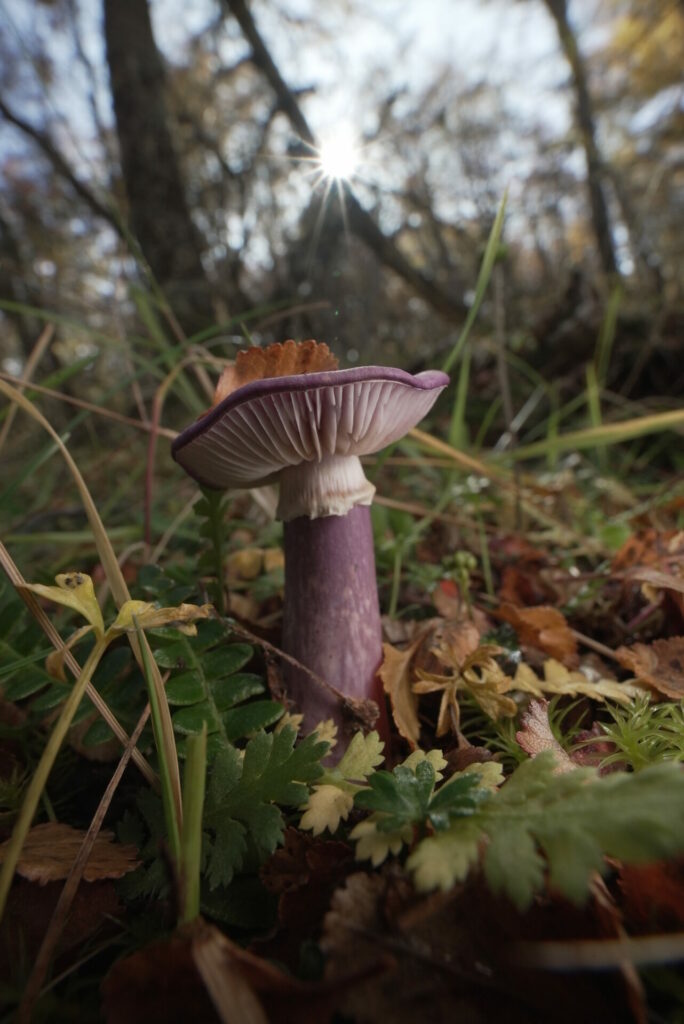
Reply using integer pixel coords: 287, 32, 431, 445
586, 695, 684, 772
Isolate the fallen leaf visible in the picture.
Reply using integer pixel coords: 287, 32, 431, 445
619, 858, 684, 933
614, 637, 684, 699
379, 632, 429, 748
625, 567, 684, 618
257, 828, 353, 968
0, 822, 139, 883
213, 340, 338, 404
414, 627, 516, 737
611, 530, 684, 573
513, 659, 646, 705
498, 603, 578, 665
516, 699, 576, 774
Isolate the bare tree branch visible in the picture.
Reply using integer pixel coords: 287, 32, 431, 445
0, 96, 123, 237
223, 0, 467, 322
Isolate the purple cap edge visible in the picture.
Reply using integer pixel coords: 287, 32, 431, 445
171, 365, 449, 459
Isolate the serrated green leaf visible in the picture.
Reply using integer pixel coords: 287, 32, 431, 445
355, 762, 435, 831
223, 700, 283, 741
211, 672, 264, 711
206, 818, 246, 889
173, 702, 221, 735
405, 753, 684, 909
484, 825, 545, 909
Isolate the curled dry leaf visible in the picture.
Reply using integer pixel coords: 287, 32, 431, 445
614, 637, 684, 700
0, 822, 139, 884
213, 339, 338, 405
498, 603, 578, 665
379, 631, 430, 748
414, 624, 516, 737
516, 699, 576, 774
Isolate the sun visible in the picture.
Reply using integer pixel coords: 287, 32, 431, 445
317, 125, 360, 182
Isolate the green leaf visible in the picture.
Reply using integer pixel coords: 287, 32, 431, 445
152, 641, 188, 669
406, 753, 684, 908
173, 702, 221, 735
165, 671, 205, 705
354, 761, 483, 833
206, 818, 247, 889
355, 762, 435, 831
4, 667, 50, 701
201, 644, 253, 679
223, 700, 283, 741
30, 682, 71, 712
80, 718, 115, 748
210, 672, 264, 711
203, 726, 326, 883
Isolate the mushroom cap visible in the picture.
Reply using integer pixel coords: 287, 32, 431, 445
172, 365, 449, 490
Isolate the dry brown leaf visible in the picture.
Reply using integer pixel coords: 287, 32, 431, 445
516, 699, 576, 774
213, 340, 338, 404
498, 603, 578, 665
379, 632, 430, 748
611, 530, 684, 573
0, 822, 139, 884
614, 637, 684, 699
626, 566, 684, 617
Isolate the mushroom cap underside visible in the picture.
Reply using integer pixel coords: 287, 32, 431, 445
172, 366, 449, 490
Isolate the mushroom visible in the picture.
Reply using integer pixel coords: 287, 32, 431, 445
172, 341, 448, 747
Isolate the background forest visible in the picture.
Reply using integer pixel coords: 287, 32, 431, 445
1, 0, 682, 394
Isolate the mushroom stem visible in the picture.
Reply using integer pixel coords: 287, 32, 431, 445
282, 505, 389, 747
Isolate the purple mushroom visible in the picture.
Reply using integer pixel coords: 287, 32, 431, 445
172, 343, 448, 748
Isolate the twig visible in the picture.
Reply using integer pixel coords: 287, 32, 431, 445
16, 704, 152, 1023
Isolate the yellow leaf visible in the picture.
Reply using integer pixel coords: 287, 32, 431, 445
274, 711, 303, 735
312, 719, 338, 749
300, 785, 354, 836
21, 572, 105, 638
336, 731, 384, 781
407, 821, 482, 893
513, 659, 647, 706
226, 548, 263, 581
45, 625, 93, 682
459, 761, 505, 791
108, 600, 213, 637
350, 815, 413, 867
402, 748, 447, 781
262, 548, 284, 573
379, 637, 424, 748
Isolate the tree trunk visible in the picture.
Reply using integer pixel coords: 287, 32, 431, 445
103, 0, 215, 334
544, 0, 619, 278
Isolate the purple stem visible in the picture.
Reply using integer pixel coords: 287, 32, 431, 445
282, 505, 389, 749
